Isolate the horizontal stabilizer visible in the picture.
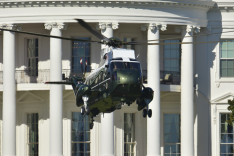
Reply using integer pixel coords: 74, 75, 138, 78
45, 81, 74, 85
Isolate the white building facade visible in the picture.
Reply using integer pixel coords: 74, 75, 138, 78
0, 0, 233, 156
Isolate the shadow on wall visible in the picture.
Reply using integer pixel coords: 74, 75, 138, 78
195, 5, 222, 156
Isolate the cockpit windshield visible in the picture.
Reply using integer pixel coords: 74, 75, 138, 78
110, 62, 141, 72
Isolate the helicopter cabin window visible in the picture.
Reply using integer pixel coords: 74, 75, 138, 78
110, 62, 141, 72
220, 40, 234, 77
163, 40, 181, 73
124, 113, 136, 156
72, 37, 91, 77
27, 113, 39, 156
123, 38, 136, 50
71, 112, 91, 156
27, 39, 39, 76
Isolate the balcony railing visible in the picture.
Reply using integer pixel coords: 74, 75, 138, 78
0, 69, 181, 85
142, 70, 181, 85
0, 69, 86, 84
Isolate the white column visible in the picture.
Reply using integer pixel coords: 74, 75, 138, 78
97, 22, 118, 49
2, 24, 16, 156
98, 22, 118, 156
146, 23, 165, 156
45, 23, 66, 156
180, 25, 199, 156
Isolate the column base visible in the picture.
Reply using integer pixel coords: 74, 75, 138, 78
100, 154, 115, 156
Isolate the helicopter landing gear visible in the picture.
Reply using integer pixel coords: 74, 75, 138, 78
90, 117, 94, 129
142, 104, 152, 118
82, 96, 90, 115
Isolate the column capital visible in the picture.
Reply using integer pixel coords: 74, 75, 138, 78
141, 23, 167, 32
0, 23, 21, 31
44, 22, 67, 30
175, 25, 200, 34
96, 22, 119, 31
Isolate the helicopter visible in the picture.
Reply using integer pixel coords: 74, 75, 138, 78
0, 19, 232, 129
45, 19, 154, 129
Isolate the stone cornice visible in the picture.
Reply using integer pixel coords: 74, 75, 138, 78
0, 1, 214, 9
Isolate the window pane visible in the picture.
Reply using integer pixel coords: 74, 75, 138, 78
171, 114, 179, 123
221, 41, 227, 50
171, 50, 177, 58
221, 68, 227, 77
221, 50, 227, 58
164, 124, 170, 133
228, 60, 234, 68
228, 50, 234, 58
221, 60, 227, 68
165, 144, 170, 153
228, 134, 233, 143
221, 134, 227, 143
171, 144, 176, 153
164, 60, 170, 68
164, 114, 170, 123
164, 134, 170, 143
227, 69, 234, 77
227, 41, 234, 50
221, 114, 227, 123
164, 50, 171, 58
221, 124, 227, 133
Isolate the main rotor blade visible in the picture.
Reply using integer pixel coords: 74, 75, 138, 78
131, 40, 229, 46
0, 28, 102, 43
124, 30, 234, 45
75, 19, 109, 41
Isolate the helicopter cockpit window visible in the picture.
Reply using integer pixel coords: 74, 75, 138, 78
131, 62, 141, 71
110, 62, 141, 72
124, 62, 131, 69
111, 62, 124, 71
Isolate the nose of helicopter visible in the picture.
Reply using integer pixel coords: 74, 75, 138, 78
117, 70, 141, 84
111, 70, 142, 99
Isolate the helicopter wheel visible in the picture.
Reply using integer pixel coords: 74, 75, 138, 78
86, 106, 90, 115
148, 109, 152, 118
81, 106, 85, 115
90, 123, 94, 129
142, 109, 147, 118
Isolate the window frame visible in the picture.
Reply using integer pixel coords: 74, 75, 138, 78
123, 113, 136, 156
65, 105, 97, 156
211, 103, 232, 156
71, 112, 91, 156
215, 35, 234, 85
25, 38, 39, 77
163, 113, 181, 156
27, 113, 39, 156
161, 108, 181, 156
71, 36, 92, 78
163, 40, 181, 73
